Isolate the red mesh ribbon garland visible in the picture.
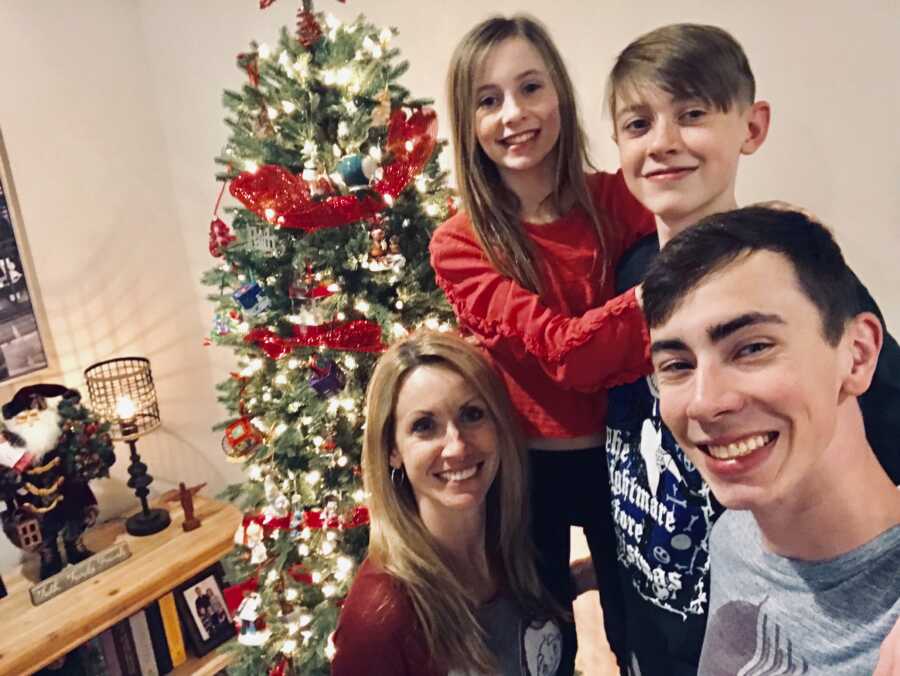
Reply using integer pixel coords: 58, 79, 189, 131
278, 193, 384, 233
229, 165, 311, 222
245, 320, 386, 358
373, 107, 438, 198
303, 506, 369, 530
229, 107, 439, 233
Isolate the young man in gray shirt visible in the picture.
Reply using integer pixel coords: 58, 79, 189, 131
640, 206, 900, 675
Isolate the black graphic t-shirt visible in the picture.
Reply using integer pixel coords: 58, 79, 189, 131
604, 234, 900, 676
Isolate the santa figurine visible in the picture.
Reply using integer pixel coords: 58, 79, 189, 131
0, 384, 115, 579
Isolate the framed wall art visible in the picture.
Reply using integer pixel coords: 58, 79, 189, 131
0, 127, 54, 385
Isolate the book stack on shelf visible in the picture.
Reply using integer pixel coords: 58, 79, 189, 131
0, 495, 241, 676
49, 564, 233, 676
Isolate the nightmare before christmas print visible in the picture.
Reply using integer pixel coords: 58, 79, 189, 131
605, 373, 720, 620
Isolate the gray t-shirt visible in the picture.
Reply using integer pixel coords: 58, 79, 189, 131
700, 510, 900, 675
450, 596, 562, 676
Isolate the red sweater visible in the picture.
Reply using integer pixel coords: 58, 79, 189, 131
332, 559, 443, 676
429, 171, 656, 439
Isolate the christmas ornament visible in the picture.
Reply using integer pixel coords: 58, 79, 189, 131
296, 9, 322, 48
236, 591, 269, 646
244, 224, 284, 256
209, 217, 236, 257
246, 320, 387, 359
308, 359, 345, 397
270, 658, 290, 676
372, 89, 391, 127
222, 417, 264, 462
236, 51, 260, 87
368, 226, 387, 261
229, 165, 310, 223
214, 315, 230, 336
233, 282, 271, 316
335, 154, 377, 190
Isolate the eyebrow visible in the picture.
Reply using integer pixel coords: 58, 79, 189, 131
476, 69, 543, 95
650, 338, 688, 355
651, 312, 785, 354
707, 312, 785, 343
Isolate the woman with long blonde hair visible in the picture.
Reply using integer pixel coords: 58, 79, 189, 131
430, 14, 656, 673
332, 331, 563, 675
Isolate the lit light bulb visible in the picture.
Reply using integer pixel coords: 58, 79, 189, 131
285, 587, 299, 601
275, 373, 288, 385
115, 396, 136, 421
244, 160, 259, 173
266, 106, 279, 120
322, 584, 336, 598
282, 639, 297, 654
306, 470, 321, 485
282, 100, 296, 114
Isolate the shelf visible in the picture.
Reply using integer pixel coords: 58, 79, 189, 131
0, 495, 242, 676
172, 641, 235, 676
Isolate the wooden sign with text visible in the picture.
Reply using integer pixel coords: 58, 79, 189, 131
29, 542, 132, 605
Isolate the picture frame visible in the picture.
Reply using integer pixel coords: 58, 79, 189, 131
173, 563, 236, 657
0, 128, 56, 386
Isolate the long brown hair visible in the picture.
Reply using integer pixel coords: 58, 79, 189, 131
362, 331, 556, 672
447, 15, 612, 295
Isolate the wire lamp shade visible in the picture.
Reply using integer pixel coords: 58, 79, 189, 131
84, 357, 161, 441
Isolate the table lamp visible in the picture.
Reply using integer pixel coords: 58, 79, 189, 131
83, 357, 170, 536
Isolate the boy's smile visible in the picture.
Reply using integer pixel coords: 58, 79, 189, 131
649, 251, 852, 515
613, 85, 769, 240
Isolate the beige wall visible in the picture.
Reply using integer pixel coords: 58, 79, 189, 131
0, 0, 896, 569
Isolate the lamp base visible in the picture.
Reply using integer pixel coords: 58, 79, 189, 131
126, 507, 171, 536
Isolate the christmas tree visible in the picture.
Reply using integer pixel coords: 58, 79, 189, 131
202, 1, 455, 673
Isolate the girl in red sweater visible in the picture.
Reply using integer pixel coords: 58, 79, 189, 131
430, 15, 655, 673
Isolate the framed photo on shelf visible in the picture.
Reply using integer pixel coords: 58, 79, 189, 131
174, 563, 236, 657
0, 128, 55, 386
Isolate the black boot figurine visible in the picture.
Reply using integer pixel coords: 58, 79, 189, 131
39, 542, 64, 580
64, 537, 93, 566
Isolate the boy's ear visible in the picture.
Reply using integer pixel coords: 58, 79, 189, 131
839, 312, 883, 397
741, 100, 771, 156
